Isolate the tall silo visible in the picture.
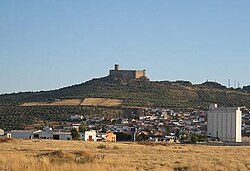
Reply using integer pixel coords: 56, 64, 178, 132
207, 104, 242, 142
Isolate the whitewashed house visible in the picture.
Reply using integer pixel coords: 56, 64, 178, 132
84, 130, 97, 141
4, 133, 11, 138
0, 128, 4, 136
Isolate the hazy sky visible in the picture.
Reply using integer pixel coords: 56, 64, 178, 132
1, 1, 250, 94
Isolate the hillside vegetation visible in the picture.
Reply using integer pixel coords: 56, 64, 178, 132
0, 139, 250, 171
1, 77, 250, 109
0, 105, 122, 130
1, 77, 250, 130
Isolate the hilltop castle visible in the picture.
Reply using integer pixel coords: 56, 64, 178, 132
109, 64, 146, 80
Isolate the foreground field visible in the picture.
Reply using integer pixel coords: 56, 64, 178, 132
0, 139, 250, 171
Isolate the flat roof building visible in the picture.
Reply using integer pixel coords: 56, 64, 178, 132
207, 104, 242, 142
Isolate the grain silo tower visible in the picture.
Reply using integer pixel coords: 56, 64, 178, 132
207, 104, 242, 142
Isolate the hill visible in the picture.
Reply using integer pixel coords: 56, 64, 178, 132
1, 76, 250, 108
1, 76, 250, 130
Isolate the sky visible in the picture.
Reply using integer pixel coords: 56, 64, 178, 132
0, 1, 250, 94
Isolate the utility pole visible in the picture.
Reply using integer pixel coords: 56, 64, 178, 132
228, 79, 231, 88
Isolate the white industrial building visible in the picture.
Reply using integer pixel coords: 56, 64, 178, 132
8, 130, 36, 139
207, 104, 242, 142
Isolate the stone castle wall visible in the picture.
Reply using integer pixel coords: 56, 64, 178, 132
109, 65, 146, 80
109, 70, 136, 79
134, 70, 146, 79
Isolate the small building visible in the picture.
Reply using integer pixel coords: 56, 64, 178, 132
96, 132, 106, 141
106, 131, 116, 142
43, 126, 53, 132
84, 130, 97, 141
70, 115, 84, 120
72, 124, 81, 131
4, 133, 11, 138
207, 104, 242, 142
7, 130, 36, 139
0, 129, 4, 136
53, 132, 72, 140
33, 130, 53, 139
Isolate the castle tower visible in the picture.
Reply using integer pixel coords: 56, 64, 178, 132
114, 64, 119, 71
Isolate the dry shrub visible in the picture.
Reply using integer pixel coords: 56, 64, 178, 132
37, 150, 97, 164
174, 166, 190, 171
37, 150, 75, 165
138, 141, 172, 147
97, 144, 107, 149
74, 150, 93, 157
48, 150, 69, 158
73, 150, 95, 163
38, 150, 70, 159
112, 145, 119, 150
0, 138, 13, 143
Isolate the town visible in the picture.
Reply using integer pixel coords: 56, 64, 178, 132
1, 65, 250, 144
1, 104, 250, 143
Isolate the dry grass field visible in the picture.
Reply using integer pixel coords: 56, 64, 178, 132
0, 139, 250, 171
20, 98, 122, 107
81, 98, 123, 107
21, 99, 82, 106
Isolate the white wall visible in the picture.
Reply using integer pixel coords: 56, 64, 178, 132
236, 109, 242, 142
9, 131, 34, 139
84, 130, 97, 141
0, 129, 4, 136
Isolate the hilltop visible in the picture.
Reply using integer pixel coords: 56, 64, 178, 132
1, 71, 250, 130
1, 75, 250, 109
1, 64, 250, 109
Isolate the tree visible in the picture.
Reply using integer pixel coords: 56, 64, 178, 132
71, 128, 80, 140
79, 123, 87, 133
190, 134, 198, 144
175, 129, 180, 139
165, 125, 170, 135
197, 134, 206, 142
136, 132, 149, 141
